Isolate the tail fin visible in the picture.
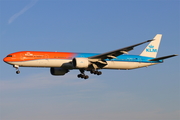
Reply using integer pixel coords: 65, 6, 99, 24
140, 34, 162, 58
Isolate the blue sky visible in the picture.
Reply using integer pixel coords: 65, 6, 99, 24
0, 0, 179, 120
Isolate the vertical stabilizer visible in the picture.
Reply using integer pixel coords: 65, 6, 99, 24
140, 34, 162, 58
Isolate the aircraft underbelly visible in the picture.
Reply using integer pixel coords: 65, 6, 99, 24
104, 61, 155, 69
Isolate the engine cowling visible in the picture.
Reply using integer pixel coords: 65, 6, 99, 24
50, 67, 69, 76
72, 58, 90, 68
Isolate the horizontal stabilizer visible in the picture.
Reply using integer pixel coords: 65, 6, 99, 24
149, 54, 178, 61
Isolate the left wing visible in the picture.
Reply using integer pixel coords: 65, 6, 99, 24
89, 39, 153, 60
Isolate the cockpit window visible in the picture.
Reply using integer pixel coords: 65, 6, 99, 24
6, 55, 12, 57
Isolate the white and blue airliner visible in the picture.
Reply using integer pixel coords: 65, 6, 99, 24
3, 34, 178, 79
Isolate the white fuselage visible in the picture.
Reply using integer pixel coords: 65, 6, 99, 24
8, 59, 158, 70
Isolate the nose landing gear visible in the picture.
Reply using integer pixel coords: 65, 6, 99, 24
13, 65, 20, 74
16, 70, 20, 74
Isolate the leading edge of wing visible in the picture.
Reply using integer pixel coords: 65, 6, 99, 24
89, 39, 153, 60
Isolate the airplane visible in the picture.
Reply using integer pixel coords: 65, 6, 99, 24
3, 34, 178, 79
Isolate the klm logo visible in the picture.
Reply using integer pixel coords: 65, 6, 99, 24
146, 45, 157, 52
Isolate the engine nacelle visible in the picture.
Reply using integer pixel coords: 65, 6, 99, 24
72, 58, 90, 68
50, 67, 69, 76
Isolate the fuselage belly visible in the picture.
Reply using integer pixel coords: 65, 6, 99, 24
8, 59, 158, 70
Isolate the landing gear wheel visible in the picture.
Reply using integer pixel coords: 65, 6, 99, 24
90, 70, 94, 74
97, 71, 102, 75
16, 70, 20, 74
84, 75, 89, 79
94, 71, 98, 74
77, 74, 81, 78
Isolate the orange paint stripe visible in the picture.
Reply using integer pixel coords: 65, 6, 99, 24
4, 51, 76, 62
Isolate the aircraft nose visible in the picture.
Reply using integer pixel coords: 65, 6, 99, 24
3, 57, 8, 62
3, 56, 12, 63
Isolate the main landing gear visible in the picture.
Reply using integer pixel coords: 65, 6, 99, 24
13, 65, 20, 74
90, 70, 102, 75
77, 69, 89, 79
77, 69, 102, 79
77, 74, 89, 79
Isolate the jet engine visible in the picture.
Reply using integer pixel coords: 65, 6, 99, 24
72, 58, 90, 68
50, 67, 69, 76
